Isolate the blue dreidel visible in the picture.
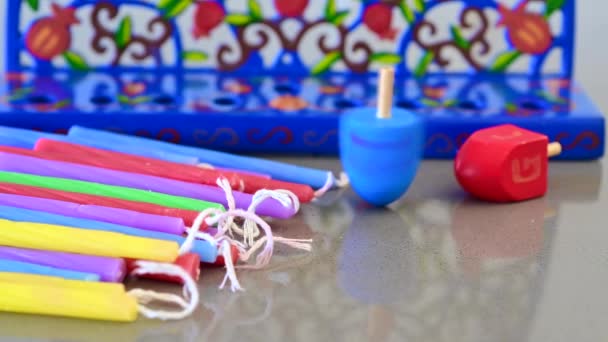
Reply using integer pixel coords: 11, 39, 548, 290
339, 68, 424, 206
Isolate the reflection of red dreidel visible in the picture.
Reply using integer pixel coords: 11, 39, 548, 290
454, 124, 562, 202
451, 198, 551, 277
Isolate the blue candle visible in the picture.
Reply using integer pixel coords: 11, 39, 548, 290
0, 126, 60, 148
0, 125, 199, 164
0, 205, 217, 263
68, 126, 340, 189
57, 135, 200, 165
0, 259, 100, 281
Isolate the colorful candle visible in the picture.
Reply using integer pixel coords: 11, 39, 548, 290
0, 218, 179, 261
0, 192, 185, 235
0, 259, 100, 281
0, 152, 296, 219
45, 133, 200, 164
0, 246, 126, 282
54, 134, 271, 177
126, 253, 200, 284
0, 275, 138, 322
68, 126, 340, 189
0, 125, 197, 164
0, 205, 217, 263
0, 182, 200, 229
0, 272, 126, 294
0, 170, 224, 212
0, 125, 59, 148
33, 140, 314, 202
0, 181, 200, 226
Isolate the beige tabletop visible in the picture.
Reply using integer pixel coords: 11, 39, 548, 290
0, 155, 605, 342
0, 2, 606, 340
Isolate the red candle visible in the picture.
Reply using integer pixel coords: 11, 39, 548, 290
34, 139, 315, 202
126, 253, 201, 284
0, 182, 200, 226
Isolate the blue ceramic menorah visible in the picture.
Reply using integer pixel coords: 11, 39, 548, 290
0, 0, 603, 159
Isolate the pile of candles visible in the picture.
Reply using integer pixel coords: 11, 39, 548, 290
0, 125, 347, 322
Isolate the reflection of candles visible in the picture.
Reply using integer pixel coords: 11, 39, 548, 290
367, 305, 395, 342
338, 206, 418, 341
451, 198, 549, 276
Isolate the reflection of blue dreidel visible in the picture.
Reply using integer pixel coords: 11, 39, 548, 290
339, 68, 424, 206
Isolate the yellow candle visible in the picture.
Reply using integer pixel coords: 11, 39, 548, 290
0, 278, 138, 322
0, 272, 125, 295
0, 219, 178, 262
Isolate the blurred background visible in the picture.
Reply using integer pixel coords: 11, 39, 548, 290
0, 1, 605, 110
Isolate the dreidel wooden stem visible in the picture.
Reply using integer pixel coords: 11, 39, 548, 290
547, 142, 562, 157
376, 67, 395, 119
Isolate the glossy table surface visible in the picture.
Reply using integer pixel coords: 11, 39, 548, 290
0, 156, 605, 342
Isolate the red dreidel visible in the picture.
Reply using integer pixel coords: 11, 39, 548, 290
454, 124, 562, 202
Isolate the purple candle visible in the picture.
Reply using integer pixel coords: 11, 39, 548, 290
0, 193, 185, 235
0, 246, 126, 282
0, 152, 296, 219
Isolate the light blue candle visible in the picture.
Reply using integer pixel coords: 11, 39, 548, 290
0, 259, 100, 281
0, 205, 217, 263
0, 125, 199, 164
56, 135, 200, 165
68, 126, 338, 189
0, 126, 59, 148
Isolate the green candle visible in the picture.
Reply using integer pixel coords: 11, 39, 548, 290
0, 171, 224, 212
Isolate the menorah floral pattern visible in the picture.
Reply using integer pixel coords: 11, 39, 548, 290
13, 0, 572, 76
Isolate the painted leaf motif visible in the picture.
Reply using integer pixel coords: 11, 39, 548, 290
414, 51, 434, 77
421, 98, 439, 107
330, 11, 349, 26
370, 53, 402, 64
545, 0, 566, 17
505, 102, 517, 112
536, 90, 567, 104
399, 2, 415, 24
8, 87, 32, 101
325, 0, 337, 19
54, 99, 70, 109
157, 0, 176, 10
312, 52, 342, 75
182, 51, 208, 62
62, 51, 88, 71
443, 99, 457, 107
248, 0, 263, 20
413, 0, 425, 12
165, 0, 193, 18
225, 14, 253, 26
115, 17, 132, 49
118, 95, 130, 104
131, 96, 151, 104
450, 26, 470, 49
25, 0, 39, 11
491, 51, 522, 72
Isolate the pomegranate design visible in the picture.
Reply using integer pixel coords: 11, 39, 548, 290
270, 95, 308, 111
25, 4, 79, 60
497, 2, 553, 55
363, 3, 397, 40
318, 85, 344, 95
123, 82, 146, 97
423, 86, 446, 100
274, 0, 309, 17
225, 82, 253, 94
192, 1, 225, 39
